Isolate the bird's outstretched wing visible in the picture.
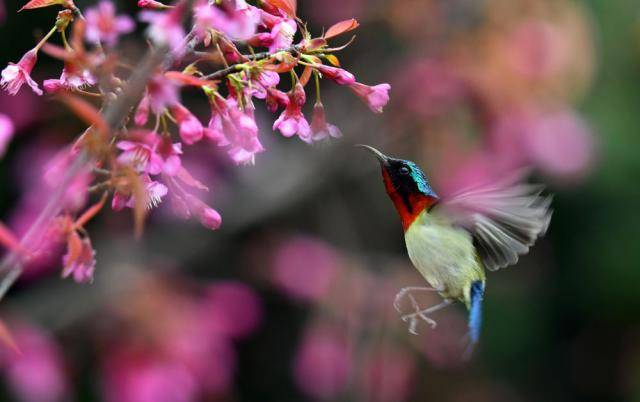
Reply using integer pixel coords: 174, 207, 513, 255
434, 174, 553, 271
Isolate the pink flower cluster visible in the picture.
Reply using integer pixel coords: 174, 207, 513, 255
0, 280, 262, 402
0, 323, 69, 402
391, 9, 596, 185
0, 0, 391, 287
264, 234, 438, 402
102, 279, 262, 402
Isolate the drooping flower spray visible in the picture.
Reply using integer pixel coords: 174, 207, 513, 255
0, 1, 390, 294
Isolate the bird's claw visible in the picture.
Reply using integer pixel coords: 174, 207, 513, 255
394, 286, 441, 333
393, 286, 438, 313
393, 287, 453, 335
393, 289, 408, 313
402, 311, 438, 330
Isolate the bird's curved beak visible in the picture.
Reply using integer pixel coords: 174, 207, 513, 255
356, 144, 390, 166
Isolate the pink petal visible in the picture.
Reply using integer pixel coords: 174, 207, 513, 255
274, 116, 297, 137
0, 114, 14, 158
163, 154, 181, 176
23, 74, 43, 96
115, 16, 135, 34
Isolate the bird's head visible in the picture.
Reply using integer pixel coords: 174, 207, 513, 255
358, 145, 439, 231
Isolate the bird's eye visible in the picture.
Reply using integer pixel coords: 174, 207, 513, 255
399, 166, 410, 175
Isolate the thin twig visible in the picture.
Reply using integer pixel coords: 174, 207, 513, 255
243, 44, 302, 60
202, 44, 303, 80
204, 64, 242, 80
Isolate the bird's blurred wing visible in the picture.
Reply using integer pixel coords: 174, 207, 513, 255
435, 175, 552, 271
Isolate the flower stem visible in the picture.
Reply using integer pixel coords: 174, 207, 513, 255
314, 70, 322, 104
215, 43, 230, 68
61, 29, 72, 52
34, 26, 58, 52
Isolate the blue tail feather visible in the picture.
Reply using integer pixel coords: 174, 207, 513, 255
468, 281, 484, 344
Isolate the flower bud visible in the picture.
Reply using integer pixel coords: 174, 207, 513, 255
55, 9, 74, 31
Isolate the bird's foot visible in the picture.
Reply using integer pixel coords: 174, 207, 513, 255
393, 286, 439, 313
400, 299, 453, 335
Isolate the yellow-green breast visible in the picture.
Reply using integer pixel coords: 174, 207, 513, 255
404, 209, 486, 307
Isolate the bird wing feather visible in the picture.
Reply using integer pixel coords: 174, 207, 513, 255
434, 174, 553, 271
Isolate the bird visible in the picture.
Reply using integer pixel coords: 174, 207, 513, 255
358, 144, 552, 352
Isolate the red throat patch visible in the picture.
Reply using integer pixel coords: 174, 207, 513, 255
382, 169, 438, 231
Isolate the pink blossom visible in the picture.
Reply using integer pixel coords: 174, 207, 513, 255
316, 65, 356, 85
256, 6, 284, 29
221, 100, 264, 164
154, 136, 183, 175
102, 351, 198, 402
112, 174, 168, 211
137, 0, 170, 9
1, 49, 42, 96
349, 82, 391, 113
134, 93, 150, 125
163, 328, 236, 395
246, 70, 280, 99
311, 102, 341, 141
271, 236, 339, 302
43, 63, 96, 92
42, 79, 64, 94
273, 83, 311, 142
0, 113, 14, 158
256, 70, 280, 90
139, 6, 186, 52
61, 235, 96, 284
146, 74, 180, 114
164, 169, 221, 227
169, 191, 191, 219
265, 87, 289, 112
184, 194, 221, 230
0, 324, 69, 402
208, 97, 264, 165
246, 32, 273, 48
523, 110, 595, 180
268, 19, 296, 53
85, 1, 135, 46
203, 281, 263, 339
59, 64, 96, 88
116, 137, 163, 173
117, 131, 182, 176
294, 325, 352, 399
171, 104, 204, 145
195, 0, 260, 41
204, 99, 225, 143
43, 148, 90, 212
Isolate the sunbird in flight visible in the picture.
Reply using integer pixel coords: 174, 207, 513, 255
358, 145, 552, 351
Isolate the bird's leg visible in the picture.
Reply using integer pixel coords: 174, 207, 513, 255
393, 286, 439, 313
401, 299, 453, 335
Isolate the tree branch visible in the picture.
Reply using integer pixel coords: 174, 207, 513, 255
202, 44, 303, 80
